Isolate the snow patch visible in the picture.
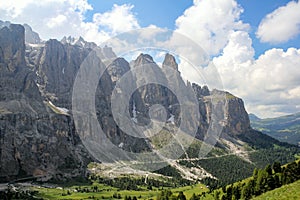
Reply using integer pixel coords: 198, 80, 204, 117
131, 101, 138, 123
167, 114, 175, 124
118, 142, 124, 148
27, 43, 45, 48
48, 101, 69, 115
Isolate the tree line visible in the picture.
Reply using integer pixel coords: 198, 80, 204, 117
157, 159, 300, 200
211, 159, 300, 200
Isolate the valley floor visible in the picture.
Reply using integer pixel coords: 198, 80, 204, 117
30, 182, 208, 200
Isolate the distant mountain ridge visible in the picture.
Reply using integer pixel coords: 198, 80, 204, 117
250, 112, 300, 146
248, 113, 261, 121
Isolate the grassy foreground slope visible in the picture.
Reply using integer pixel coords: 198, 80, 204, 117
34, 183, 209, 200
252, 179, 300, 200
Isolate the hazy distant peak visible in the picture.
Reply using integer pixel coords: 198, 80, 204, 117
0, 20, 11, 29
248, 113, 261, 121
60, 35, 92, 48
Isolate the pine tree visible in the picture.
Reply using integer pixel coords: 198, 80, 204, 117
255, 169, 268, 195
253, 168, 258, 179
232, 184, 241, 200
220, 194, 226, 200
241, 181, 252, 200
273, 174, 281, 188
225, 185, 232, 200
157, 190, 173, 200
124, 196, 132, 200
272, 162, 282, 173
177, 191, 186, 200
266, 174, 275, 190
213, 190, 220, 200
265, 164, 272, 175
190, 193, 200, 200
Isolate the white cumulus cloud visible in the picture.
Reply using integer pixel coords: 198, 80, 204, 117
214, 41, 300, 118
0, 0, 140, 44
93, 4, 140, 34
175, 0, 300, 118
175, 0, 249, 56
256, 1, 300, 43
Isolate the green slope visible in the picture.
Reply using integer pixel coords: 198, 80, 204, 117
252, 179, 300, 200
29, 182, 209, 200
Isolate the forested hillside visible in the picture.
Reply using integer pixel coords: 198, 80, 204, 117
199, 159, 300, 200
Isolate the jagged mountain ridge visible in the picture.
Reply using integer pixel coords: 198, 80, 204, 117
0, 22, 298, 183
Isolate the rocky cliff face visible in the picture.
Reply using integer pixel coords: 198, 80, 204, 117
223, 92, 251, 135
37, 39, 92, 108
0, 22, 255, 182
0, 24, 91, 182
0, 24, 25, 72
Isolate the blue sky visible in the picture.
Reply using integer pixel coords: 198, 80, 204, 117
238, 0, 300, 56
85, 0, 300, 58
85, 0, 194, 29
0, 0, 300, 118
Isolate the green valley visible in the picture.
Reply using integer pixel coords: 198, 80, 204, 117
250, 113, 300, 146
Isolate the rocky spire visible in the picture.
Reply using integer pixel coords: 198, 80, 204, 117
134, 53, 155, 67
107, 57, 130, 84
162, 53, 178, 71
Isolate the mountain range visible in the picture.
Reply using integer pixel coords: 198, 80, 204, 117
250, 113, 300, 146
0, 21, 299, 186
